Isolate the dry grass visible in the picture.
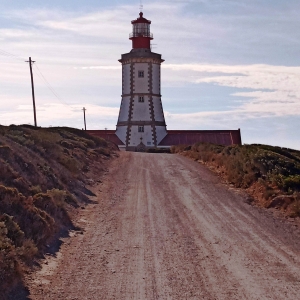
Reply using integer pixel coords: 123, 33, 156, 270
0, 125, 115, 297
172, 143, 300, 217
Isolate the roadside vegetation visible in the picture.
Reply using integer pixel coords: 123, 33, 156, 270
0, 125, 116, 297
171, 143, 300, 218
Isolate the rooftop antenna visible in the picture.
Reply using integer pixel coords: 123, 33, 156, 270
139, 0, 143, 12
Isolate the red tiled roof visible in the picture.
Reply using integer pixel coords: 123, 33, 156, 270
86, 130, 125, 146
159, 130, 242, 146
87, 129, 242, 148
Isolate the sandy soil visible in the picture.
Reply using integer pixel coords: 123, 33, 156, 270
26, 152, 300, 300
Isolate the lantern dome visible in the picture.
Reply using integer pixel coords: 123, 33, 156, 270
129, 12, 153, 49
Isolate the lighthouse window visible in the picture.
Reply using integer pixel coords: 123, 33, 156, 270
138, 126, 144, 132
138, 71, 144, 78
138, 96, 144, 102
132, 23, 150, 37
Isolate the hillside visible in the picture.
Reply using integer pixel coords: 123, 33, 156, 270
0, 125, 117, 298
171, 143, 300, 218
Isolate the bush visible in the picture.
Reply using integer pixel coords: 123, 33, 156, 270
0, 221, 21, 293
94, 147, 110, 157
0, 124, 115, 296
0, 186, 54, 247
172, 142, 300, 216
58, 157, 79, 174
33, 189, 73, 228
283, 175, 300, 191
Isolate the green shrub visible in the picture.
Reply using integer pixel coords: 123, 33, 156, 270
17, 238, 38, 263
58, 157, 79, 174
0, 124, 114, 295
0, 186, 55, 247
30, 185, 42, 195
0, 221, 21, 292
94, 147, 110, 157
0, 214, 24, 247
283, 175, 300, 191
172, 143, 300, 204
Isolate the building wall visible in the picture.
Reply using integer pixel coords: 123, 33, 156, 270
122, 63, 131, 95
131, 95, 151, 121
153, 96, 165, 122
118, 97, 130, 122
117, 50, 168, 150
129, 125, 154, 147
87, 129, 242, 148
133, 63, 149, 94
152, 63, 160, 95
115, 126, 127, 144
86, 130, 124, 146
159, 130, 242, 146
156, 126, 168, 144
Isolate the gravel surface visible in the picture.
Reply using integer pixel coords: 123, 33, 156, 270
26, 152, 300, 299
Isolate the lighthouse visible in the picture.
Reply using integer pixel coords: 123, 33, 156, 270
87, 12, 242, 149
115, 12, 167, 151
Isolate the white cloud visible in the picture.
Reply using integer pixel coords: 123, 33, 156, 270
0, 29, 36, 39
163, 63, 300, 118
78, 66, 121, 70
0, 103, 119, 128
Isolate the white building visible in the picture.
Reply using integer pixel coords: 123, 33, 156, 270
87, 12, 242, 150
115, 12, 167, 151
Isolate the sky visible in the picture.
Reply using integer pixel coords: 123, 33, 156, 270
0, 0, 300, 149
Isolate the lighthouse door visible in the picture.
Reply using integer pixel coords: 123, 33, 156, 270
136, 142, 146, 152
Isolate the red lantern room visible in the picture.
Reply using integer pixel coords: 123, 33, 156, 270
129, 12, 153, 49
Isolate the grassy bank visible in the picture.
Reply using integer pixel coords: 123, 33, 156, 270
0, 125, 116, 297
171, 143, 300, 217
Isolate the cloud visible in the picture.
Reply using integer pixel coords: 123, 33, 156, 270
78, 66, 121, 70
0, 103, 119, 128
163, 63, 300, 118
0, 29, 36, 39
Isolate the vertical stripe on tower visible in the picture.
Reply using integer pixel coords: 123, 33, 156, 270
148, 62, 157, 146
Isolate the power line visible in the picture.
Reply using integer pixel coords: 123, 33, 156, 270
0, 49, 18, 57
34, 64, 61, 100
0, 48, 25, 61
33, 63, 73, 108
33, 64, 88, 128
0, 50, 81, 121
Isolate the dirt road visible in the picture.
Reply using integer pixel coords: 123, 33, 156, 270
26, 152, 300, 299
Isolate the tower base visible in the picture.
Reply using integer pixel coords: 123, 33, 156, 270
87, 129, 242, 151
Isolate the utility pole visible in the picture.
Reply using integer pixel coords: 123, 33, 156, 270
26, 57, 37, 127
82, 107, 87, 130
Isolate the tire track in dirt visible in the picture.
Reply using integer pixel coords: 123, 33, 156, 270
26, 152, 300, 299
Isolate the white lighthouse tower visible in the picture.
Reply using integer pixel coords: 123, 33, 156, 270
115, 12, 167, 151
